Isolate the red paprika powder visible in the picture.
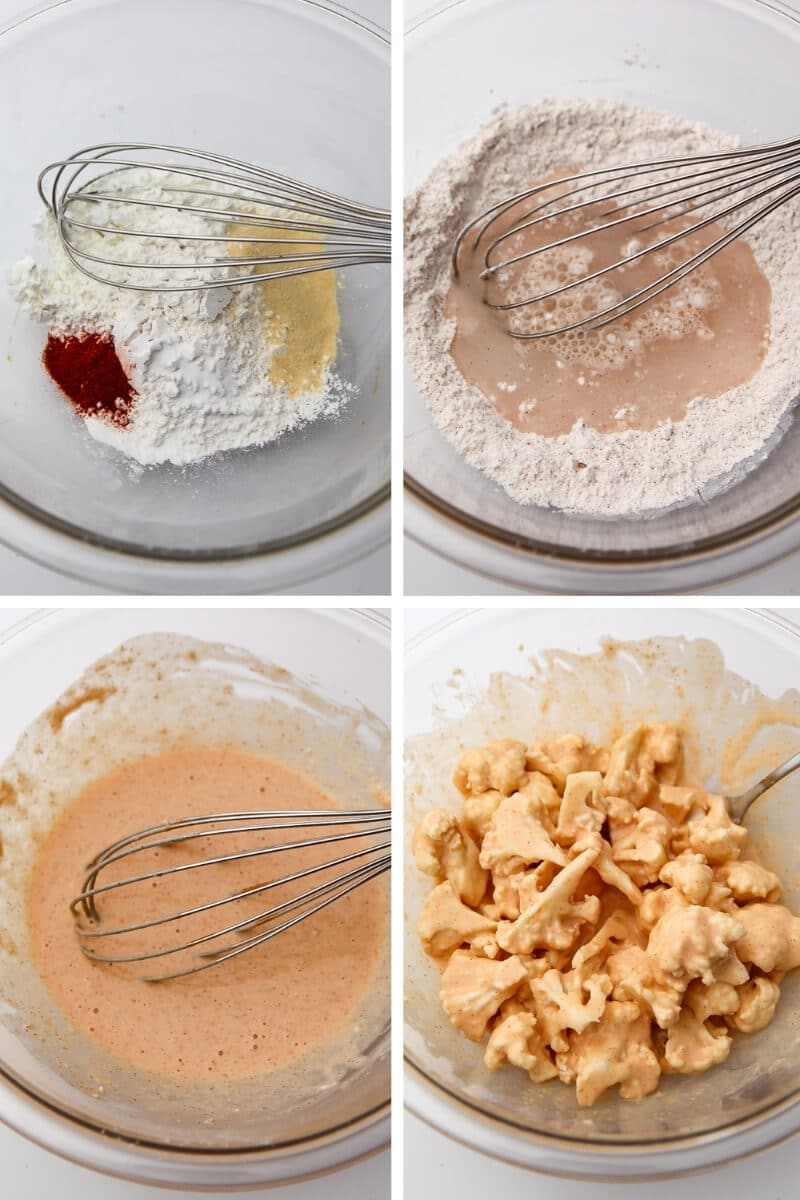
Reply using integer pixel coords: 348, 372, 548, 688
43, 332, 136, 426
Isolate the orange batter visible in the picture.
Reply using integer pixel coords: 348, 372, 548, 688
26, 746, 387, 1083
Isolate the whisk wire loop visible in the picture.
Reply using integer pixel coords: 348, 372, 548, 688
38, 142, 391, 292
452, 134, 800, 337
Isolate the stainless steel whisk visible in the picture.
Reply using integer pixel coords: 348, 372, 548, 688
70, 808, 390, 982
453, 135, 800, 339
38, 142, 391, 292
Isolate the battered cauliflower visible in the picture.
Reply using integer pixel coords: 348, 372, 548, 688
484, 1011, 558, 1082
418, 881, 498, 959
412, 809, 488, 906
414, 722, 800, 1108
440, 951, 527, 1041
454, 739, 527, 798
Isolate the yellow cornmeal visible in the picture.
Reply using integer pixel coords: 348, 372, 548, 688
228, 222, 339, 397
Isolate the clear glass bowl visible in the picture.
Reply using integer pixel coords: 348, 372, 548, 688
404, 0, 800, 593
405, 608, 800, 1178
0, 608, 389, 1189
0, 0, 389, 593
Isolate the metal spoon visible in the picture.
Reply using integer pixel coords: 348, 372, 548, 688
726, 750, 800, 823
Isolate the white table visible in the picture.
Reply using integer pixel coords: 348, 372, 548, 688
404, 607, 800, 1196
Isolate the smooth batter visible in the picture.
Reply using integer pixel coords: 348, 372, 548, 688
27, 746, 387, 1083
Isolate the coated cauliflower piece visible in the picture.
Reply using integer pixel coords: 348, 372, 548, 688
543, 734, 609, 778
555, 771, 605, 844
606, 945, 684, 1028
716, 860, 781, 904
687, 793, 747, 865
557, 1000, 661, 1106
418, 881, 498, 959
453, 739, 527, 798
440, 951, 527, 1041
732, 976, 781, 1033
496, 846, 601, 955
484, 1011, 558, 1082
662, 1009, 731, 1075
684, 979, 740, 1023
412, 809, 488, 906
647, 904, 744, 988
659, 851, 714, 905
603, 726, 656, 805
479, 791, 567, 876
532, 966, 612, 1052
461, 789, 504, 840
736, 903, 800, 973
610, 806, 672, 887
572, 909, 645, 971
571, 832, 642, 906
657, 785, 701, 824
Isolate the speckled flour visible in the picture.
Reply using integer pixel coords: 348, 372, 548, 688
404, 98, 800, 515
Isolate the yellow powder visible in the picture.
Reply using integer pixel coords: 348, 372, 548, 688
228, 221, 339, 397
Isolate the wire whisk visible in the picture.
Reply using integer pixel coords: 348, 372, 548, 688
70, 808, 390, 982
453, 135, 800, 339
38, 142, 391, 293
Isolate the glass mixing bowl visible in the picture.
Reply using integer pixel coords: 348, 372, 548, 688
404, 0, 800, 594
0, 608, 389, 1189
405, 608, 800, 1178
0, 0, 389, 593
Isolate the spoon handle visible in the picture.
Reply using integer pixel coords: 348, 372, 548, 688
727, 748, 800, 823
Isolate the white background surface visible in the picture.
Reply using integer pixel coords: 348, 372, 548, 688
403, 0, 800, 598
404, 605, 800, 1197
0, 0, 390, 598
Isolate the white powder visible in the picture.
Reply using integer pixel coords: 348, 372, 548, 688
404, 98, 800, 516
8, 171, 351, 467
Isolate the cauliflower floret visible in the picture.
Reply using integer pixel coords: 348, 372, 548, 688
461, 789, 504, 840
647, 904, 744, 988
732, 976, 781, 1033
603, 727, 655, 805
716, 860, 781, 904
543, 734, 609, 778
610, 806, 672, 887
440, 951, 528, 1041
417, 881, 498, 959
496, 846, 600, 955
412, 810, 488, 906
571, 832, 642, 906
687, 793, 747, 865
532, 966, 612, 1052
525, 747, 568, 794
484, 1011, 558, 1082
606, 945, 684, 1028
555, 771, 605, 844
657, 785, 701, 824
453, 739, 527, 797
572, 909, 645, 971
736, 903, 800, 973
662, 1009, 731, 1075
480, 792, 567, 876
659, 851, 714, 905
556, 1000, 661, 1106
684, 979, 740, 1023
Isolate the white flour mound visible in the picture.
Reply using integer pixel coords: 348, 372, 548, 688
8, 171, 352, 467
404, 98, 800, 516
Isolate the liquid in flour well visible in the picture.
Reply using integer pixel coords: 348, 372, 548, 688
446, 176, 772, 437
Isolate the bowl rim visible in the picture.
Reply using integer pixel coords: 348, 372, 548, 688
0, 606, 391, 1187
403, 0, 800, 579
0, 0, 390, 578
403, 606, 800, 1179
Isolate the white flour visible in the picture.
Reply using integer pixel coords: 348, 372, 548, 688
8, 171, 351, 467
404, 99, 800, 515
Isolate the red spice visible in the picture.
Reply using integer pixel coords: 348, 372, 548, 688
43, 332, 136, 426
